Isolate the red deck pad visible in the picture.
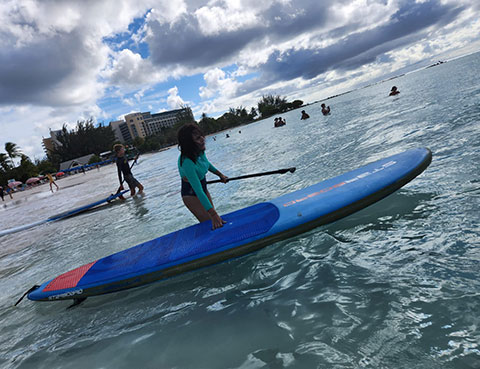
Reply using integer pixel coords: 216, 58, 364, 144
43, 261, 97, 292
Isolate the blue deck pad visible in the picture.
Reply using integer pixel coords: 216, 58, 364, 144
78, 203, 279, 287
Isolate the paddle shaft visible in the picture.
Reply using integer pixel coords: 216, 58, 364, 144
206, 167, 296, 184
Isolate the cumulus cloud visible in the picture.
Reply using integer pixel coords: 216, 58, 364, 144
166, 86, 185, 108
199, 68, 239, 99
146, 0, 188, 25
144, 0, 334, 69
145, 14, 259, 68
236, 0, 467, 95
0, 0, 474, 109
0, 0, 157, 107
142, 0, 475, 101
106, 49, 161, 86
195, 5, 258, 35
0, 29, 108, 106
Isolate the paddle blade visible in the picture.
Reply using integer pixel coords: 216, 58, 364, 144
278, 167, 296, 174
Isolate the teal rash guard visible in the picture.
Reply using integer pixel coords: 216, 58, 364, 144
178, 152, 219, 211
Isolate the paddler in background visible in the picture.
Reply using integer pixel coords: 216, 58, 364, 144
177, 123, 229, 230
114, 144, 144, 197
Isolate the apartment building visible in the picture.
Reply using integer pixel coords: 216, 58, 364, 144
110, 108, 193, 143
42, 129, 63, 156
110, 119, 133, 144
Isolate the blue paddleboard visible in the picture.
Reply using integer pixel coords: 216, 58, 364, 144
0, 191, 129, 237
28, 148, 431, 302
47, 190, 129, 221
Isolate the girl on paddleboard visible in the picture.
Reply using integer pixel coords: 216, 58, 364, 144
177, 123, 228, 230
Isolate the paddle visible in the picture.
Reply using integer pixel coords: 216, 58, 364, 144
114, 153, 140, 200
206, 167, 296, 184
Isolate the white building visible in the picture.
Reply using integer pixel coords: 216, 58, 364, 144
42, 129, 63, 156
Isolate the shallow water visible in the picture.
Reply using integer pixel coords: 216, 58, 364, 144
1, 52, 479, 369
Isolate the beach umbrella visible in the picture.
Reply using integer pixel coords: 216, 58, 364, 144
8, 181, 22, 188
56, 172, 65, 177
26, 177, 40, 184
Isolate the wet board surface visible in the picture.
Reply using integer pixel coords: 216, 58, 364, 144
0, 190, 129, 237
47, 190, 129, 221
28, 148, 432, 302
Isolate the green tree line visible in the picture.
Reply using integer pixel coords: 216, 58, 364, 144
0, 119, 115, 187
198, 95, 303, 135
134, 95, 303, 153
49, 118, 115, 165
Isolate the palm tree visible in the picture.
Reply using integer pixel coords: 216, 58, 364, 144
4, 142, 21, 167
0, 153, 10, 171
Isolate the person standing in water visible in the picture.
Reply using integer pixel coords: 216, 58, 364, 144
177, 123, 229, 230
114, 144, 144, 197
46, 173, 59, 192
321, 103, 331, 115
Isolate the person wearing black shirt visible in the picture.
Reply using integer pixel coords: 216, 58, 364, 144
113, 144, 144, 196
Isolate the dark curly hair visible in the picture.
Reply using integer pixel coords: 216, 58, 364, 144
178, 123, 205, 165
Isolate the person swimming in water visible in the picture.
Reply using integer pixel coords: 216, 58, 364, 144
321, 103, 331, 116
389, 86, 400, 96
300, 110, 310, 120
274, 117, 286, 127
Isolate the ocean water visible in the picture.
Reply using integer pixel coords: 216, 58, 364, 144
1, 52, 479, 369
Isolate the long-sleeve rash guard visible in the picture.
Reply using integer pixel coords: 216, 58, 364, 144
116, 156, 132, 185
178, 152, 219, 211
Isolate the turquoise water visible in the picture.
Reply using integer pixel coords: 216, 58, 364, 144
1, 52, 479, 369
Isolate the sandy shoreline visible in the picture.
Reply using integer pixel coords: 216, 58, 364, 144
1, 147, 173, 207
1, 166, 114, 206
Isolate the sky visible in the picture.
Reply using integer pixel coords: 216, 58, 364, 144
1, 0, 479, 160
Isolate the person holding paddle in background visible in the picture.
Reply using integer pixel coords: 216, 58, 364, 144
177, 123, 228, 230
114, 144, 143, 197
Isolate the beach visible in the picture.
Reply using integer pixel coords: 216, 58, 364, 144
2, 170, 103, 206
